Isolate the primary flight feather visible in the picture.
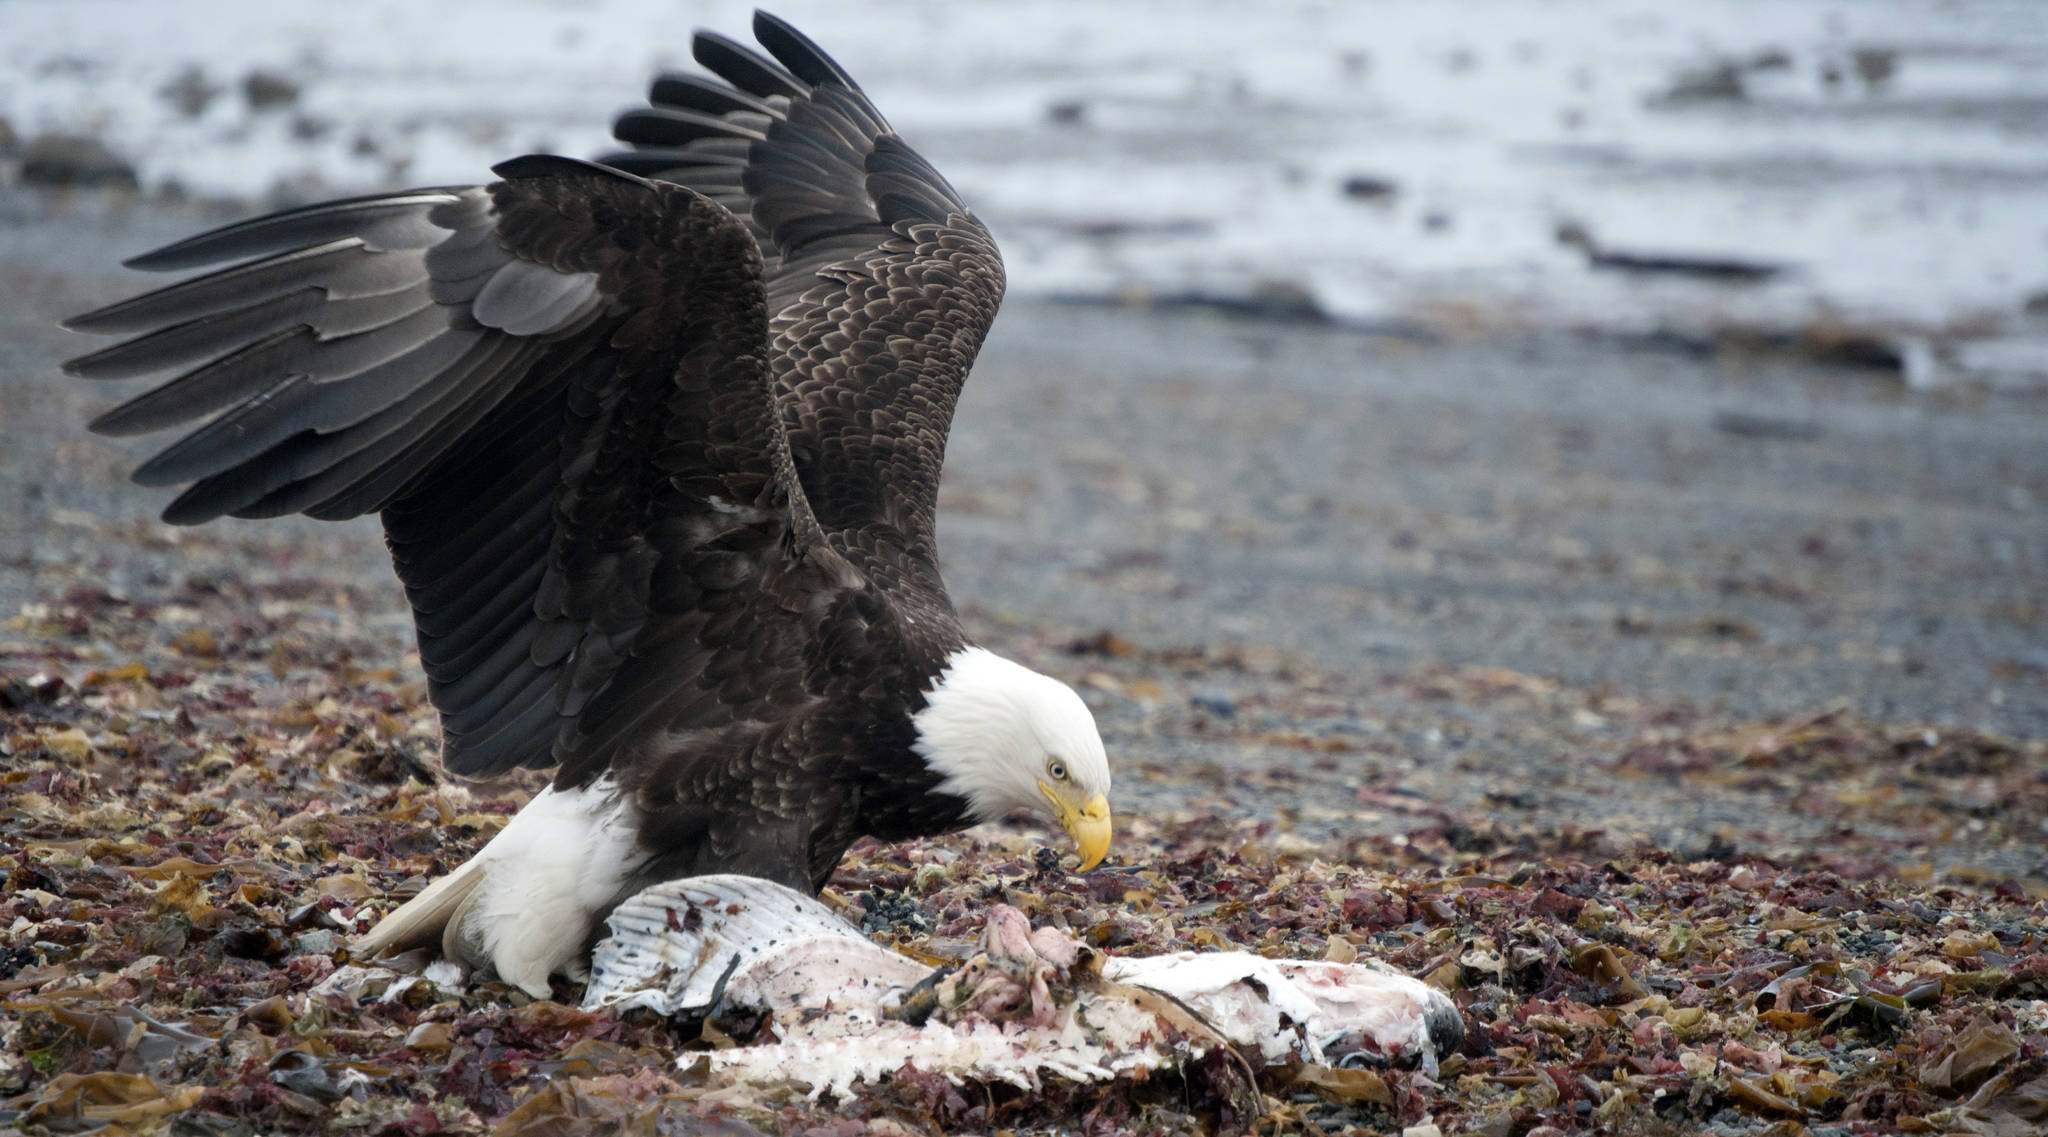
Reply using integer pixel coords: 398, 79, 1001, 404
65, 10, 1114, 996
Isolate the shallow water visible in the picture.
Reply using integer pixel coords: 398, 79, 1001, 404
3, 0, 2045, 364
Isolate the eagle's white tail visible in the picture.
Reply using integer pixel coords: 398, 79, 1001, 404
352, 853, 490, 959
351, 778, 646, 998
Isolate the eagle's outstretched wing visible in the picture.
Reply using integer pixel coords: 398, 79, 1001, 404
605, 11, 1007, 600
65, 158, 859, 782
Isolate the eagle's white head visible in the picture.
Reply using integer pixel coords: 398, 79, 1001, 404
911, 646, 1114, 869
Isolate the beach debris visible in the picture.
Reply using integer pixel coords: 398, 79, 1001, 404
1852, 47, 1898, 89
581, 874, 1462, 1099
241, 70, 300, 112
1556, 221, 1784, 283
4, 558, 2046, 1133
19, 133, 138, 189
1190, 690, 1238, 718
158, 65, 221, 118
1712, 411, 1824, 442
1047, 99, 1088, 126
1341, 174, 1400, 203
1651, 50, 1789, 106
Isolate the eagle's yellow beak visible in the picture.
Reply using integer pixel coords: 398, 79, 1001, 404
1039, 782, 1112, 870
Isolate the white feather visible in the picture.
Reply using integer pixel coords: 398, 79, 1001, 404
437, 777, 646, 997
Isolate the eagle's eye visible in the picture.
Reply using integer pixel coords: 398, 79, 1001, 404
1048, 760, 1068, 781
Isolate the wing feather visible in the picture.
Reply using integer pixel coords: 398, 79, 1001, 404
67, 289, 327, 379
606, 13, 1003, 605
751, 12, 865, 92
274, 336, 533, 518
691, 31, 809, 101
130, 320, 479, 488
66, 239, 420, 334
68, 166, 858, 784
648, 72, 781, 118
614, 106, 771, 147
123, 191, 461, 270
470, 259, 600, 335
87, 329, 307, 436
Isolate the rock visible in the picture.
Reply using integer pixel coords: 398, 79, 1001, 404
160, 65, 221, 118
1046, 99, 1087, 126
291, 929, 339, 956
1246, 277, 1327, 320
1558, 221, 1782, 282
1712, 411, 1823, 442
1800, 324, 1905, 371
1190, 691, 1237, 718
858, 888, 932, 935
243, 70, 301, 112
1340, 174, 1398, 203
1748, 49, 1794, 73
1063, 216, 1213, 240
1852, 48, 1897, 88
1658, 62, 1746, 104
1656, 49, 1798, 105
19, 134, 139, 189
1068, 630, 1138, 658
1555, 220, 1595, 251
166, 1111, 255, 1137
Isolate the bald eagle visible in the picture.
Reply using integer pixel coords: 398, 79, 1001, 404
64, 11, 1113, 996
